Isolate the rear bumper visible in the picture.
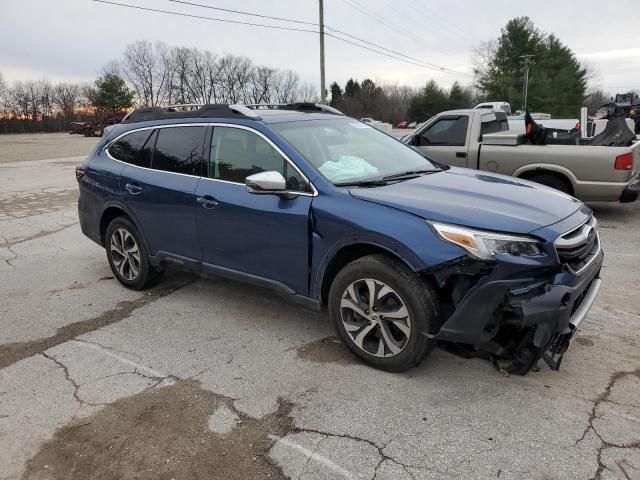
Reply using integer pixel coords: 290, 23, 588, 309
620, 178, 640, 203
426, 249, 603, 373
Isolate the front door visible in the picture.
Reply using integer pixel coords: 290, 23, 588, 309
194, 125, 313, 295
415, 115, 470, 168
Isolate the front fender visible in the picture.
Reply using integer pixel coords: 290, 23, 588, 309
308, 193, 465, 300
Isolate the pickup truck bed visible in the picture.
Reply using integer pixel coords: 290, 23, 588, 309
403, 109, 640, 203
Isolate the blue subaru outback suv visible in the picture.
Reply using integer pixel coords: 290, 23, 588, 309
77, 103, 603, 374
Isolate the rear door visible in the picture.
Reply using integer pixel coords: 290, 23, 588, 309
194, 124, 313, 295
114, 125, 207, 262
415, 115, 470, 167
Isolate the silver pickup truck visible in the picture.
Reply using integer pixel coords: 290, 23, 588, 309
401, 109, 640, 202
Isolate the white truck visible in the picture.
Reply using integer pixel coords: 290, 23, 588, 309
401, 109, 640, 203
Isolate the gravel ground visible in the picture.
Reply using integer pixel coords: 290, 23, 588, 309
0, 133, 99, 163
0, 134, 638, 480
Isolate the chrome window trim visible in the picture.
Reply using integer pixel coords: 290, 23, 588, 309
103, 122, 318, 196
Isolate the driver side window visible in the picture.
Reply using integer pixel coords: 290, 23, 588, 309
419, 116, 468, 146
209, 126, 309, 192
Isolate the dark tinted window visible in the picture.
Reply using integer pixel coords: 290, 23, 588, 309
480, 114, 509, 136
108, 129, 154, 167
420, 116, 468, 146
152, 126, 206, 175
209, 126, 308, 191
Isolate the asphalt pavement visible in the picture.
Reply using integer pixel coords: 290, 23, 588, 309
1, 133, 639, 480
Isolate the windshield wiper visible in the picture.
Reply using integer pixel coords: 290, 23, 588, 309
382, 169, 439, 181
334, 179, 389, 187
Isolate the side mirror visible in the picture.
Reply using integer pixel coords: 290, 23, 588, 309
409, 135, 422, 146
246, 171, 287, 194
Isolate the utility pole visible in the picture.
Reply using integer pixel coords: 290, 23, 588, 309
520, 55, 535, 112
319, 0, 326, 103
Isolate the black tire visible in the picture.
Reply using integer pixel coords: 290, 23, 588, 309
328, 254, 439, 372
527, 173, 571, 194
105, 216, 162, 290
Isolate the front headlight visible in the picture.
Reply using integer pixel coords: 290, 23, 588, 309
431, 222, 543, 260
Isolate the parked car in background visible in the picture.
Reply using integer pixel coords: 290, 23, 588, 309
402, 109, 640, 202
77, 102, 603, 374
407, 121, 417, 129
397, 121, 409, 129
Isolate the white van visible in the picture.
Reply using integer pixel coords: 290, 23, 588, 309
474, 102, 512, 115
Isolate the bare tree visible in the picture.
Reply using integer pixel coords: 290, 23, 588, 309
53, 82, 81, 122
296, 83, 319, 103
247, 66, 276, 104
123, 40, 170, 107
272, 70, 299, 103
188, 49, 221, 104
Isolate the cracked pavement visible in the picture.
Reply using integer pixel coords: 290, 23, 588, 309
1, 133, 639, 479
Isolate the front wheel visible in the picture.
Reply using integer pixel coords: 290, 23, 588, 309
105, 217, 162, 290
328, 255, 439, 372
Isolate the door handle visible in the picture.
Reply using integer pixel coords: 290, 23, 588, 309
196, 195, 219, 208
456, 152, 467, 158
125, 182, 142, 194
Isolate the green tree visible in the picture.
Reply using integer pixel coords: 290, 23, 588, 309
87, 73, 134, 113
448, 81, 473, 109
329, 81, 343, 108
344, 79, 361, 98
474, 17, 587, 117
408, 80, 449, 120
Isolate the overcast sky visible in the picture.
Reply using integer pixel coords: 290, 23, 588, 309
1, 0, 639, 94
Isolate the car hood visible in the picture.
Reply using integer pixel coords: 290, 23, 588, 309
348, 167, 583, 234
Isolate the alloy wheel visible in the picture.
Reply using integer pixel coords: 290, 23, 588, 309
340, 278, 411, 357
109, 227, 141, 281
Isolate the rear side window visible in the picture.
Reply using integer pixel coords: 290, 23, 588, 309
107, 129, 154, 167
209, 126, 308, 191
152, 126, 206, 176
419, 116, 468, 146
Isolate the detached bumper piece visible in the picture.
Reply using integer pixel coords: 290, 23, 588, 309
427, 249, 604, 375
620, 179, 640, 203
541, 278, 602, 370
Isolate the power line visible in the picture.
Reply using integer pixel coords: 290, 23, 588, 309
167, 0, 317, 26
163, 0, 472, 76
325, 32, 471, 77
89, 0, 473, 78
326, 27, 473, 77
403, 0, 483, 45
338, 0, 459, 60
90, 0, 318, 33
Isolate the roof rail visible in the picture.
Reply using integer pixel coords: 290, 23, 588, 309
228, 104, 262, 118
243, 103, 344, 116
165, 103, 204, 111
122, 104, 261, 123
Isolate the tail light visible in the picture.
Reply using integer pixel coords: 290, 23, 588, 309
75, 166, 86, 181
575, 122, 580, 130
614, 152, 633, 170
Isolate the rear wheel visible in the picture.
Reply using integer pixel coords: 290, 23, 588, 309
526, 173, 571, 194
105, 217, 162, 290
328, 255, 439, 372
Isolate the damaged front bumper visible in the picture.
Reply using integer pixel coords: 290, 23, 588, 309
425, 249, 604, 374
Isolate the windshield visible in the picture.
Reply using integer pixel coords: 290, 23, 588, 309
272, 118, 437, 185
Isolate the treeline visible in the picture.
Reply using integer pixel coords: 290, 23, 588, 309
330, 78, 481, 124
116, 40, 318, 107
0, 40, 319, 134
0, 73, 91, 133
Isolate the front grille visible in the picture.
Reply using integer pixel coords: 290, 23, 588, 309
555, 216, 600, 274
